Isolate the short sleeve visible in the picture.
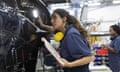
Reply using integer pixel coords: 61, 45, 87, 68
66, 33, 92, 59
114, 38, 120, 53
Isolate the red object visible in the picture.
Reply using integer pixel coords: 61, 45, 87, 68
97, 49, 108, 56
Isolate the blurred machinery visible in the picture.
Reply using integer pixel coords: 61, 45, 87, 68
0, 0, 51, 72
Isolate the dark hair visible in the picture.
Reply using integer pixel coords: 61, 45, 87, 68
52, 9, 89, 39
110, 25, 120, 35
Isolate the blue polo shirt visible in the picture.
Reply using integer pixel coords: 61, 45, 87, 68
60, 25, 92, 72
109, 35, 120, 72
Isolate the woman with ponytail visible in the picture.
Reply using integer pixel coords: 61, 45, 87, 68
38, 9, 94, 72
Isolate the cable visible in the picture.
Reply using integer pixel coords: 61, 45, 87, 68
38, 0, 46, 7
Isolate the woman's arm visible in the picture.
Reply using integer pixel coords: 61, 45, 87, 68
60, 56, 94, 68
108, 46, 118, 53
37, 17, 54, 32
102, 45, 118, 53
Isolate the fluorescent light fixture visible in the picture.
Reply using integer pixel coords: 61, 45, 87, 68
113, 0, 120, 4
80, 2, 84, 7
84, 2, 89, 5
32, 9, 39, 18
88, 3, 101, 6
88, 1, 93, 3
50, 3, 71, 10
80, 4, 84, 7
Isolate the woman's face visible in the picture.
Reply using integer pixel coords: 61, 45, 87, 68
109, 27, 117, 36
51, 13, 66, 31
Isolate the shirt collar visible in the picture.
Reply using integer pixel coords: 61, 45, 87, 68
60, 24, 73, 42
110, 35, 119, 40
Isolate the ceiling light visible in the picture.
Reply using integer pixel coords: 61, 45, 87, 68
88, 3, 101, 6
32, 9, 39, 18
113, 0, 120, 4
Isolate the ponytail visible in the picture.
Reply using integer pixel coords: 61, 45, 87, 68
67, 15, 89, 39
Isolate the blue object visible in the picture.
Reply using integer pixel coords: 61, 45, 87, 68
109, 35, 120, 72
60, 25, 92, 72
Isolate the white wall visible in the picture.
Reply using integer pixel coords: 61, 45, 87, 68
88, 5, 120, 21
88, 5, 120, 31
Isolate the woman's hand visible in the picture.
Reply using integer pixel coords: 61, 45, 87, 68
102, 44, 118, 53
59, 58, 72, 68
59, 56, 94, 68
37, 17, 54, 32
41, 37, 46, 42
102, 44, 109, 50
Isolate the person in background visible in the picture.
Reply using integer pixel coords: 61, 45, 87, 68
103, 25, 120, 72
38, 9, 94, 72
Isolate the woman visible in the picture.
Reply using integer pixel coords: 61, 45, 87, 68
38, 9, 94, 72
103, 25, 120, 72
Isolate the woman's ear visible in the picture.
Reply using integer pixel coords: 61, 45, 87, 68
63, 17, 67, 23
